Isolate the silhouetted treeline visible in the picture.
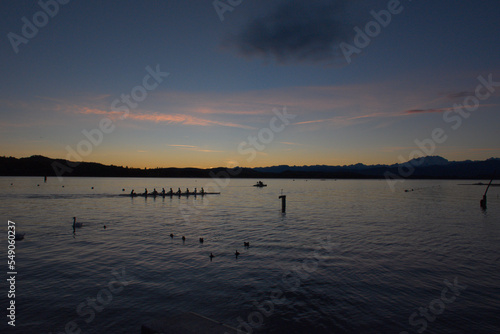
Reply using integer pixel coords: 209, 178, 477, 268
0, 155, 498, 179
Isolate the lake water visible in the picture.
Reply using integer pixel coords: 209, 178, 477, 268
1, 176, 499, 333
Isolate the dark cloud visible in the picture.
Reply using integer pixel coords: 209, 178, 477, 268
225, 0, 354, 65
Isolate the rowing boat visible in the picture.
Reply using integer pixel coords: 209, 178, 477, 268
123, 192, 220, 197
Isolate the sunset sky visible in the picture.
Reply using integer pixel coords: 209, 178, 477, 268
1, 0, 499, 168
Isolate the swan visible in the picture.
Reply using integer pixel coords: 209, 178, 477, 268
72, 217, 83, 228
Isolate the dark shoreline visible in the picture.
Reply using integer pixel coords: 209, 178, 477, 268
1, 155, 499, 180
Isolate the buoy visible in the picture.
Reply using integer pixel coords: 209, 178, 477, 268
480, 195, 487, 209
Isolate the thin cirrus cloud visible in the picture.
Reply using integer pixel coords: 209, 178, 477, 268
40, 79, 412, 123
294, 111, 397, 128
71, 90, 497, 127
157, 84, 386, 117
167, 144, 224, 153
48, 85, 367, 133
13, 96, 256, 130
290, 98, 497, 128
153, 91, 272, 116
168, 144, 197, 148
23, 80, 496, 134
75, 106, 255, 129
404, 108, 451, 114
404, 104, 500, 114
152, 84, 415, 130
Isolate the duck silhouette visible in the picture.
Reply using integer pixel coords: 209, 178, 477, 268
14, 233, 25, 241
72, 217, 83, 228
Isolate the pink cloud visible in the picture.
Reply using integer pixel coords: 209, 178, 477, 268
404, 108, 451, 114
127, 112, 254, 129
403, 103, 500, 115
73, 107, 254, 129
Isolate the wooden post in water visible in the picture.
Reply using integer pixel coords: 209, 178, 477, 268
279, 195, 286, 213
481, 172, 496, 209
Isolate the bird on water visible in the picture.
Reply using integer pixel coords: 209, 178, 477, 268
72, 217, 83, 228
235, 250, 240, 257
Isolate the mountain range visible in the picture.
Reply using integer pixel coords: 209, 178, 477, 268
0, 155, 498, 179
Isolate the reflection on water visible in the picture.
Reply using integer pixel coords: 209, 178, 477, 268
1, 177, 499, 333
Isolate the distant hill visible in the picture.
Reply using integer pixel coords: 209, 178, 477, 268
404, 155, 450, 167
252, 155, 498, 179
0, 155, 498, 179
